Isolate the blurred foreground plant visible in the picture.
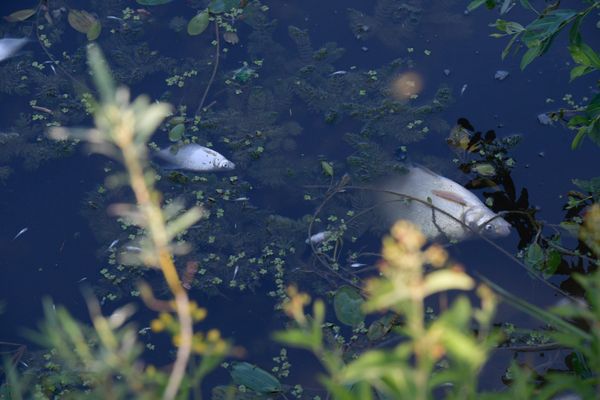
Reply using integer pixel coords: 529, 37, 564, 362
1, 44, 230, 399
276, 220, 500, 399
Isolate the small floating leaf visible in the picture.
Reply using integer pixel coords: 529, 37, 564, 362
168, 123, 185, 142
136, 0, 173, 5
524, 242, 544, 269
187, 10, 210, 36
471, 163, 496, 177
68, 9, 97, 34
367, 314, 395, 341
321, 161, 334, 177
87, 20, 102, 41
230, 362, 282, 394
333, 286, 364, 327
4, 8, 37, 22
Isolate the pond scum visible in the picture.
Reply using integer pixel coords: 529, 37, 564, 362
1, 0, 600, 398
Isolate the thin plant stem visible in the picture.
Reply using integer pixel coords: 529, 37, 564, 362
117, 139, 192, 400
195, 22, 220, 116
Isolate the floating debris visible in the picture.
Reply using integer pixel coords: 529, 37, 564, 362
306, 231, 331, 244
537, 113, 553, 126
494, 70, 509, 81
157, 144, 235, 172
443, 69, 450, 76
12, 227, 28, 240
378, 165, 511, 241
223, 31, 240, 44
0, 38, 28, 63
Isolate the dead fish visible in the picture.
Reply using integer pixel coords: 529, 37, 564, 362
157, 144, 235, 172
107, 239, 119, 250
306, 231, 331, 244
232, 265, 239, 280
350, 263, 367, 268
460, 84, 468, 96
13, 227, 28, 240
378, 165, 511, 242
0, 38, 28, 63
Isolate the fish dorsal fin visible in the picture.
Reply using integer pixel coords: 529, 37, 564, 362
431, 189, 468, 206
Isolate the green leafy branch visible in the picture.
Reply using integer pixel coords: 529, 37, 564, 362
468, 0, 600, 149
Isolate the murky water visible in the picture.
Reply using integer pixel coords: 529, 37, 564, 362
0, 0, 597, 394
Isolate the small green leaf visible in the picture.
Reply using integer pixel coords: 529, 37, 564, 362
168, 123, 185, 142
230, 362, 282, 394
524, 242, 544, 269
472, 163, 496, 177
87, 20, 102, 41
136, 0, 173, 5
520, 46, 541, 69
571, 127, 587, 149
333, 286, 364, 327
467, 0, 488, 12
570, 64, 592, 81
545, 249, 561, 274
68, 9, 98, 34
321, 161, 334, 177
187, 10, 210, 36
4, 8, 37, 22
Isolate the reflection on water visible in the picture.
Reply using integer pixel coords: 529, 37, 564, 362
0, 0, 598, 395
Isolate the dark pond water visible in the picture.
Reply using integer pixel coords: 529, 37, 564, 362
0, 0, 598, 396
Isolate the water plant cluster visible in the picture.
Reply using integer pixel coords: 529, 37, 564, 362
0, 0, 599, 399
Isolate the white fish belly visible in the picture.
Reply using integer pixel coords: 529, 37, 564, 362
377, 167, 474, 241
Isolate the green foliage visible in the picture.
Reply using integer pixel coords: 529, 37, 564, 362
472, 0, 600, 149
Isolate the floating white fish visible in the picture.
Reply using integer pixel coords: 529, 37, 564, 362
460, 84, 468, 96
306, 231, 331, 245
157, 144, 235, 172
350, 263, 367, 268
0, 38, 28, 63
378, 165, 511, 242
13, 227, 28, 240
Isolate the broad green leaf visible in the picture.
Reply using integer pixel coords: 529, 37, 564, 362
521, 9, 577, 47
187, 10, 210, 36
524, 242, 544, 269
68, 9, 97, 34
87, 20, 102, 41
333, 286, 364, 327
230, 362, 282, 394
586, 93, 600, 117
569, 14, 584, 45
520, 46, 541, 69
168, 123, 185, 142
571, 126, 587, 149
569, 43, 600, 69
4, 8, 37, 22
545, 249, 561, 274
570, 64, 593, 81
321, 160, 334, 177
136, 0, 173, 5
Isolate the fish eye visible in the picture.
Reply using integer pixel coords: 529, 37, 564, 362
484, 224, 494, 231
